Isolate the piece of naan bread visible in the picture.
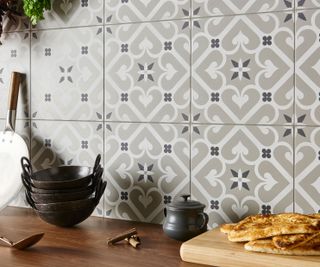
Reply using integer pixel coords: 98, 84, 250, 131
244, 239, 320, 255
272, 232, 320, 250
220, 223, 236, 234
228, 213, 320, 242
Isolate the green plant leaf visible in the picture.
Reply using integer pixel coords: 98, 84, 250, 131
23, 0, 51, 25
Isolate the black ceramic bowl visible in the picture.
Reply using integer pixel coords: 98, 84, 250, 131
30, 187, 94, 204
26, 179, 106, 227
22, 171, 102, 195
21, 155, 101, 190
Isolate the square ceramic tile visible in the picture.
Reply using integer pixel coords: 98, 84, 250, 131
0, 31, 30, 119
34, 0, 103, 29
31, 120, 104, 216
105, 0, 190, 24
191, 125, 294, 228
192, 13, 294, 124
104, 123, 190, 223
296, 0, 320, 9
105, 21, 190, 123
31, 27, 103, 121
295, 127, 320, 213
192, 0, 293, 17
3, 14, 29, 33
295, 9, 320, 125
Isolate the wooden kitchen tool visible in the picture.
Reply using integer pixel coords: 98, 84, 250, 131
180, 228, 320, 267
107, 228, 137, 245
0, 233, 44, 250
107, 228, 141, 248
0, 72, 29, 212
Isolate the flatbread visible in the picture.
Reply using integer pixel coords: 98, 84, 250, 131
228, 213, 320, 242
220, 223, 236, 234
244, 239, 320, 255
272, 232, 320, 250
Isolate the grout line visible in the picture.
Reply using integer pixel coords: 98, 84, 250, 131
102, 0, 106, 218
2, 118, 320, 128
292, 7, 296, 213
189, 0, 193, 198
29, 20, 32, 160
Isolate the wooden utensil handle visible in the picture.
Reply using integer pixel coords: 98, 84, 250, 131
8, 72, 21, 111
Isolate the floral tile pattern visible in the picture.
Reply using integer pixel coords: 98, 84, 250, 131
191, 125, 294, 228
105, 0, 190, 24
105, 20, 190, 122
2, 0, 320, 224
192, 13, 294, 124
31, 26, 103, 121
0, 31, 30, 119
35, 0, 103, 29
30, 120, 104, 216
104, 123, 190, 223
296, 0, 320, 9
295, 127, 320, 213
295, 9, 320, 125
192, 0, 293, 17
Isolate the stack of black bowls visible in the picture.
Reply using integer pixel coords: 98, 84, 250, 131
21, 155, 106, 227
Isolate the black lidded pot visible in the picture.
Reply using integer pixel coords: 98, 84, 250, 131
163, 194, 209, 241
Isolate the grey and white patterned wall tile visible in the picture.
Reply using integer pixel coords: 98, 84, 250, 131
295, 126, 320, 214
3, 17, 29, 33
2, 1, 30, 33
104, 123, 190, 223
105, 0, 190, 24
296, 0, 320, 9
35, 0, 103, 29
295, 9, 320, 125
105, 20, 190, 123
7, 119, 31, 208
0, 31, 30, 120
31, 120, 104, 216
192, 0, 293, 17
191, 125, 294, 228
31, 26, 103, 121
192, 13, 294, 125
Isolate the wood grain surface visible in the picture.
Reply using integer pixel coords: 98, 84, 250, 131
0, 207, 205, 267
180, 228, 320, 267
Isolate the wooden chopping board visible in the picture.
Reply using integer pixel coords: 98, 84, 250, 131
180, 229, 320, 267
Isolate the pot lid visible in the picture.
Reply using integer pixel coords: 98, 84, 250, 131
167, 194, 205, 210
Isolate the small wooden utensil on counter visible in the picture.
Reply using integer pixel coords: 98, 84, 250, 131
107, 228, 141, 248
0, 233, 44, 250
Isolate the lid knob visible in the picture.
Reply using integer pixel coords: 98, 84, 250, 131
181, 194, 191, 202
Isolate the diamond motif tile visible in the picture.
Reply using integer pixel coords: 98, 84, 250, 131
296, 0, 320, 9
192, 13, 294, 124
191, 125, 294, 228
0, 31, 30, 119
104, 123, 190, 223
106, 0, 190, 23
295, 126, 320, 213
192, 0, 293, 17
31, 27, 103, 121
105, 20, 190, 123
31, 120, 104, 216
295, 9, 320, 125
35, 0, 103, 29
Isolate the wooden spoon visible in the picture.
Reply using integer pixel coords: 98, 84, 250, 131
0, 233, 44, 250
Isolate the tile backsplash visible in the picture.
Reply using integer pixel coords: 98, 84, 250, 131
0, 0, 319, 228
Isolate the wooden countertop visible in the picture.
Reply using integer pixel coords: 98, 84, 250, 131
0, 207, 206, 267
